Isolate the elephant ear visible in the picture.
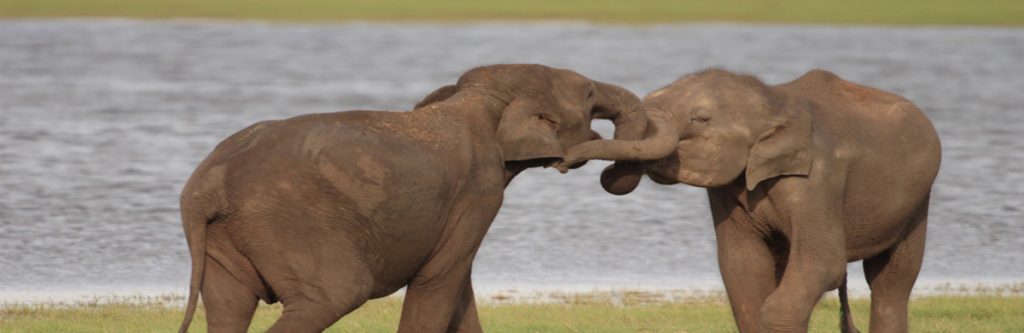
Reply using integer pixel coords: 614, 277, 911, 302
414, 84, 457, 109
745, 106, 813, 191
496, 98, 564, 162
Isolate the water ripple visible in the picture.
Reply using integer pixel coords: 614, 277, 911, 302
0, 20, 1021, 292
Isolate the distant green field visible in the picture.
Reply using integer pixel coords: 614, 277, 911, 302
3, 293, 1024, 332
1, 0, 1023, 25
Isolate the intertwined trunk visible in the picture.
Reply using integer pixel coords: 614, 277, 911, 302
566, 101, 681, 194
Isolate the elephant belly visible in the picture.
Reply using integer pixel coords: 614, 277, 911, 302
844, 214, 910, 262
841, 167, 932, 261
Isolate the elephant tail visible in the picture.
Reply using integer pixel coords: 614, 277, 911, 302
839, 273, 860, 333
178, 192, 222, 333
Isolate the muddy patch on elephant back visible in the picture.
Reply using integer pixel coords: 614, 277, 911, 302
316, 156, 389, 215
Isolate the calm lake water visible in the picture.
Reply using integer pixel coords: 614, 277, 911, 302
1, 20, 1022, 299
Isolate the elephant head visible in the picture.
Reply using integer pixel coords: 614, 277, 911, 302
558, 69, 813, 193
414, 64, 649, 170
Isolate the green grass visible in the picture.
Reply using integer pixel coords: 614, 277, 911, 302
1, 0, 1023, 25
3, 292, 1023, 332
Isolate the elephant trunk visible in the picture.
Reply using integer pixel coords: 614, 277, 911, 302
585, 82, 645, 193
591, 81, 648, 142
563, 117, 678, 162
559, 104, 681, 195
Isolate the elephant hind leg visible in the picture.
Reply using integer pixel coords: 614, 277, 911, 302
863, 204, 928, 333
201, 257, 259, 333
265, 286, 371, 333
263, 260, 374, 333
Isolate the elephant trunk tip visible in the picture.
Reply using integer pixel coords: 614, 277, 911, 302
600, 163, 643, 195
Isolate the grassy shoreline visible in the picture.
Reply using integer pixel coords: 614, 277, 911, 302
2, 0, 1023, 26
3, 292, 1023, 332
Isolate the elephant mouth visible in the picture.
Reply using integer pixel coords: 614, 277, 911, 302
644, 143, 685, 185
646, 166, 680, 184
506, 157, 563, 171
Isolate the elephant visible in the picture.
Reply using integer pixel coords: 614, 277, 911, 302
177, 64, 650, 333
557, 69, 941, 333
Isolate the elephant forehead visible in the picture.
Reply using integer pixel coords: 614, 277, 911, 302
647, 75, 702, 97
645, 82, 706, 104
643, 90, 686, 108
689, 93, 718, 108
663, 94, 716, 115
645, 87, 670, 99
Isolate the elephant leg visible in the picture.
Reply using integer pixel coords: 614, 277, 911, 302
265, 279, 371, 333
262, 257, 373, 333
448, 277, 483, 333
398, 260, 474, 333
760, 260, 846, 332
257, 245, 373, 332
235, 214, 375, 332
715, 219, 778, 333
201, 257, 258, 333
759, 224, 847, 332
863, 206, 927, 333
398, 198, 496, 333
398, 236, 484, 333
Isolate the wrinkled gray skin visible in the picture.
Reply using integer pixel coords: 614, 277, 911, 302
178, 64, 648, 333
558, 69, 941, 333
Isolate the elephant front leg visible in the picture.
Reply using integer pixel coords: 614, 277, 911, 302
397, 200, 496, 333
449, 278, 482, 332
758, 222, 847, 332
399, 264, 480, 333
715, 218, 779, 333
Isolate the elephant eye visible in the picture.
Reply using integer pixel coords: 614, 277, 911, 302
691, 115, 711, 124
586, 89, 594, 99
537, 114, 559, 127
